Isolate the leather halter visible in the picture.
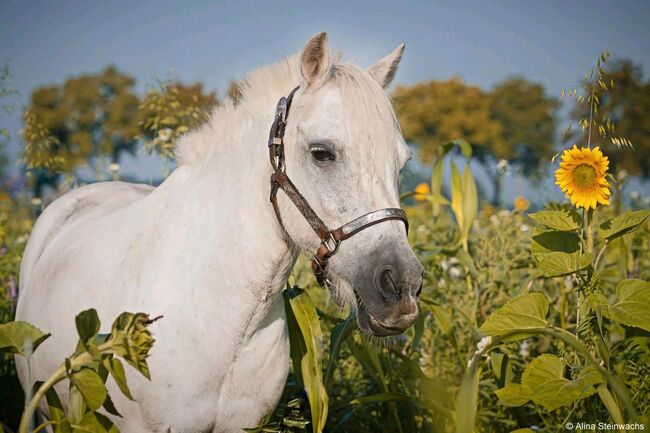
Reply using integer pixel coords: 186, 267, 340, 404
268, 86, 409, 287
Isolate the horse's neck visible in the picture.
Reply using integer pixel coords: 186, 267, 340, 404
163, 115, 297, 303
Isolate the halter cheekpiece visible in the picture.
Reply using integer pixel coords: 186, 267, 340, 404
268, 86, 409, 287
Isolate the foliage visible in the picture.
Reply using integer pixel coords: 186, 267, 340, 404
21, 67, 218, 193
565, 53, 650, 177
23, 67, 141, 173
139, 80, 217, 159
393, 76, 559, 203
0, 308, 157, 433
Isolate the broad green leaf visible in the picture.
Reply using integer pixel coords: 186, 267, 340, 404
45, 387, 72, 433
480, 293, 549, 341
531, 230, 580, 263
103, 357, 133, 400
284, 287, 328, 433
324, 314, 356, 390
529, 210, 580, 231
70, 368, 107, 411
495, 382, 532, 407
538, 252, 594, 278
0, 321, 50, 356
75, 309, 100, 343
607, 279, 650, 331
599, 210, 650, 241
495, 354, 604, 410
454, 366, 481, 433
74, 411, 118, 433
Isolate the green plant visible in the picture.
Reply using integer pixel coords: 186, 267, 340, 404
0, 309, 157, 433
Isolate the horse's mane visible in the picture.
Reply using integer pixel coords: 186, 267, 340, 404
175, 53, 398, 167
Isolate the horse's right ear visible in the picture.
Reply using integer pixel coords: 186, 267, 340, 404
300, 32, 332, 87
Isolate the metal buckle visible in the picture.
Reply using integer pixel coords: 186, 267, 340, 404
322, 232, 340, 257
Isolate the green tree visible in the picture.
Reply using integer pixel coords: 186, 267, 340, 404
22, 66, 141, 193
139, 81, 218, 159
393, 77, 558, 204
568, 59, 650, 177
22, 68, 218, 194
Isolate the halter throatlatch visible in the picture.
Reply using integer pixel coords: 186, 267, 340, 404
268, 86, 409, 287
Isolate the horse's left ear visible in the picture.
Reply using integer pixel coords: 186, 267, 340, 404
367, 43, 405, 89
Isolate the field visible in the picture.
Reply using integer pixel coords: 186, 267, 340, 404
0, 30, 649, 433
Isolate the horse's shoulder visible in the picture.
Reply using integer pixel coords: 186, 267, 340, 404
20, 181, 154, 287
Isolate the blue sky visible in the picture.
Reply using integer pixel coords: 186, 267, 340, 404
1, 0, 649, 202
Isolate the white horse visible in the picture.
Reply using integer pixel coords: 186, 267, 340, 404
16, 32, 423, 432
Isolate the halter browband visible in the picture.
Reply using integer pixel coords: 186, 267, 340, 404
268, 86, 408, 287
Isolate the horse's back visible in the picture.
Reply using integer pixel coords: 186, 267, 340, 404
19, 181, 154, 294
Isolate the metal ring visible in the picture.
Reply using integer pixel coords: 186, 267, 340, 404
322, 232, 341, 256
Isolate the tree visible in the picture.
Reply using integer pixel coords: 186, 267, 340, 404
393, 77, 558, 204
568, 59, 650, 177
139, 81, 218, 159
23, 66, 141, 187
22, 68, 218, 195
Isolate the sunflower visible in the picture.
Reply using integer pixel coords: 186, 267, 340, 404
414, 182, 430, 201
555, 145, 611, 209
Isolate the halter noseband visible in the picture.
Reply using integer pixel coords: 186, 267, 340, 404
268, 86, 409, 287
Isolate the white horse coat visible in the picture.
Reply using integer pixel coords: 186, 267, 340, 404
16, 33, 422, 432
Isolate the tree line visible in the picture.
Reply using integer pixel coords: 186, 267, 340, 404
3, 59, 649, 201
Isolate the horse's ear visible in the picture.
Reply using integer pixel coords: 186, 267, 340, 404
367, 43, 405, 89
300, 32, 332, 86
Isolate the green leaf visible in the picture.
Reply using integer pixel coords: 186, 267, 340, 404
75, 309, 100, 343
450, 162, 477, 248
455, 366, 481, 433
495, 354, 604, 410
45, 387, 72, 433
70, 368, 107, 411
607, 279, 650, 331
102, 393, 122, 418
531, 230, 580, 262
74, 411, 118, 433
103, 357, 134, 400
0, 321, 51, 356
284, 287, 328, 433
529, 210, 580, 231
538, 251, 594, 278
495, 382, 532, 407
480, 293, 549, 341
324, 314, 356, 390
599, 210, 650, 241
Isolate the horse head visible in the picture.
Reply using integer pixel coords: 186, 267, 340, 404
276, 33, 423, 336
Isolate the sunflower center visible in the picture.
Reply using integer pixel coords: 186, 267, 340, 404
572, 164, 597, 189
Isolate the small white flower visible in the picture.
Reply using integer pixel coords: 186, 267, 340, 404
496, 159, 510, 175
520, 224, 530, 232
630, 190, 640, 200
449, 267, 462, 279
476, 336, 492, 354
108, 162, 120, 173
519, 340, 530, 358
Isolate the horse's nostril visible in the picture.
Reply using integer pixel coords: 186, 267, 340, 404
415, 281, 423, 298
378, 267, 400, 296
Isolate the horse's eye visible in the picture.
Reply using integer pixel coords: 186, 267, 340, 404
310, 146, 335, 162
